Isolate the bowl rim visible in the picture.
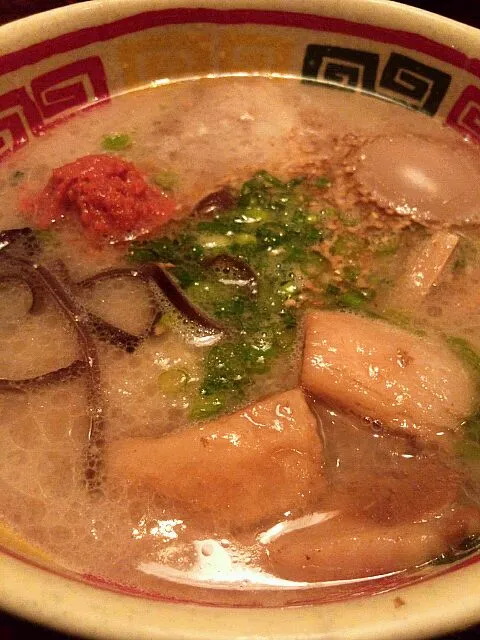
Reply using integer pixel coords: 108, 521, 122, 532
0, 1, 479, 639
0, 0, 479, 62
1, 541, 480, 640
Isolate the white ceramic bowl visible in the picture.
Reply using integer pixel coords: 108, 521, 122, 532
0, 1, 479, 638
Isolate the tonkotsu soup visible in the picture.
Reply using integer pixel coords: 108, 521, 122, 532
1, 76, 480, 605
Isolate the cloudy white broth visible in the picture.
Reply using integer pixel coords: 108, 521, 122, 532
1, 76, 480, 605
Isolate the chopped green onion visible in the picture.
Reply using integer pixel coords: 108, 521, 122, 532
158, 368, 190, 393
153, 171, 178, 190
197, 234, 231, 250
337, 289, 372, 309
234, 208, 271, 225
190, 394, 226, 420
229, 232, 257, 246
342, 264, 360, 283
278, 281, 299, 298
330, 233, 365, 257
102, 133, 132, 151
153, 312, 177, 336
314, 176, 331, 189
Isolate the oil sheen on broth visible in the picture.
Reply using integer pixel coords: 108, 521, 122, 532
1, 76, 480, 605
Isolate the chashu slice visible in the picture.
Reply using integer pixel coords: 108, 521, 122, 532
106, 388, 325, 530
301, 311, 476, 444
266, 505, 479, 582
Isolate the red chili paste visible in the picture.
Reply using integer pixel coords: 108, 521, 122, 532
33, 154, 176, 241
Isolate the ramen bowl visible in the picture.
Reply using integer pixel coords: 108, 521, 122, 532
0, 0, 479, 638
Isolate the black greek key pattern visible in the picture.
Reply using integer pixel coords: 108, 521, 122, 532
378, 53, 451, 115
301, 46, 452, 116
302, 45, 379, 91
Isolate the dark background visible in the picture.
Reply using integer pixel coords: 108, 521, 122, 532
399, 0, 479, 28
0, 0, 479, 638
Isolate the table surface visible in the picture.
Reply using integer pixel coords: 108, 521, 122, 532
0, 0, 479, 638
